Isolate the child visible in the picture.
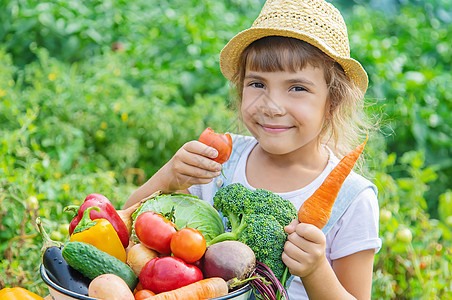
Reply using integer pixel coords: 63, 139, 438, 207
125, 0, 381, 298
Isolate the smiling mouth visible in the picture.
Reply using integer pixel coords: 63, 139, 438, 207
260, 124, 294, 133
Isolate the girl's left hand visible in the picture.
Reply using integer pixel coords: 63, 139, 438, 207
282, 219, 328, 278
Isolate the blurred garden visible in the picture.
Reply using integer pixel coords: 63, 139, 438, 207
0, 0, 451, 298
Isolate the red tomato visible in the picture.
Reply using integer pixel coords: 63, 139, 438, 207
134, 289, 155, 300
134, 211, 177, 255
139, 256, 203, 294
170, 227, 207, 263
198, 127, 233, 164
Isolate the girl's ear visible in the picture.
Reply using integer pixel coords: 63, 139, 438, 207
324, 100, 333, 120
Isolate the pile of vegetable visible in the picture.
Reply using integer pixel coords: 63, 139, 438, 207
37, 192, 278, 300
35, 130, 367, 300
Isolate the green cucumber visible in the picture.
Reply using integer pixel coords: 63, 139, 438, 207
62, 241, 137, 290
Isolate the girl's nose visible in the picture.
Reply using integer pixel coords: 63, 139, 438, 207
259, 93, 285, 117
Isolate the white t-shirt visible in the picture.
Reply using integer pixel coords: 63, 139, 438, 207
189, 139, 381, 299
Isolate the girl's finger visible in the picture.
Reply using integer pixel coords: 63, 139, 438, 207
295, 223, 326, 244
281, 250, 299, 271
284, 219, 299, 234
171, 157, 221, 179
282, 243, 309, 276
180, 142, 222, 171
182, 152, 222, 173
183, 164, 222, 179
284, 237, 307, 258
183, 141, 219, 159
285, 231, 315, 255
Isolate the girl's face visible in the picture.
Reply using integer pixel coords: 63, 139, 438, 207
241, 65, 329, 156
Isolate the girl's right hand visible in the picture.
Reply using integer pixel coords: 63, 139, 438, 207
156, 140, 223, 192
282, 219, 327, 279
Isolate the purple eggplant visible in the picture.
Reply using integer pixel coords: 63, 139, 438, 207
36, 217, 91, 296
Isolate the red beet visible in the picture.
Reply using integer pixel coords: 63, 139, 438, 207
202, 241, 256, 282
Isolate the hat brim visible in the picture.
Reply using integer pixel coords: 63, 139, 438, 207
219, 27, 368, 95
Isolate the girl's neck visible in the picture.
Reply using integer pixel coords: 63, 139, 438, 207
246, 142, 330, 193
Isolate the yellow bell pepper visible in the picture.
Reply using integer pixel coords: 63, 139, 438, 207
70, 206, 127, 262
0, 287, 44, 300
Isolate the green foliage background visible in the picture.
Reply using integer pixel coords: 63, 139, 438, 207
0, 0, 451, 298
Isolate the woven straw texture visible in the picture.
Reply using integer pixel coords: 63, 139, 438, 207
219, 0, 368, 94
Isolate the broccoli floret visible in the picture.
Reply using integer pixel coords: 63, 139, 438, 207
209, 183, 297, 280
213, 183, 252, 230
240, 214, 288, 279
247, 188, 297, 226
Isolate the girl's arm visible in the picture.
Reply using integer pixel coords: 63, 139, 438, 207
123, 141, 222, 208
332, 249, 375, 299
282, 220, 375, 299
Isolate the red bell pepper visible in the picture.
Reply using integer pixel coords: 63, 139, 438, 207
67, 193, 129, 248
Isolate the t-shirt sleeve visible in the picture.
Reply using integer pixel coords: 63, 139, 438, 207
327, 187, 382, 260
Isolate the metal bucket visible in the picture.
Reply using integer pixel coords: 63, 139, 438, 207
40, 264, 252, 300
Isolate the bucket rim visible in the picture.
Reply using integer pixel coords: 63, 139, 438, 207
40, 264, 93, 299
40, 264, 252, 299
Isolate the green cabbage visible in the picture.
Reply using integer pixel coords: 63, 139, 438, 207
131, 193, 225, 242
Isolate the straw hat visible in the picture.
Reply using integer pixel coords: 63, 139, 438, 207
219, 0, 368, 94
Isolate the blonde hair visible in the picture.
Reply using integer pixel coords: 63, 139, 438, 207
230, 36, 369, 159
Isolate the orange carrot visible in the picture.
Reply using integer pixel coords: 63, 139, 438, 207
144, 277, 228, 300
298, 134, 369, 228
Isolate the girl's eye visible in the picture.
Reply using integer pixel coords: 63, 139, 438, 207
290, 86, 307, 92
250, 82, 265, 89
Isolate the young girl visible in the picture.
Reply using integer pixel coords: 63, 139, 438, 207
125, 0, 381, 298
